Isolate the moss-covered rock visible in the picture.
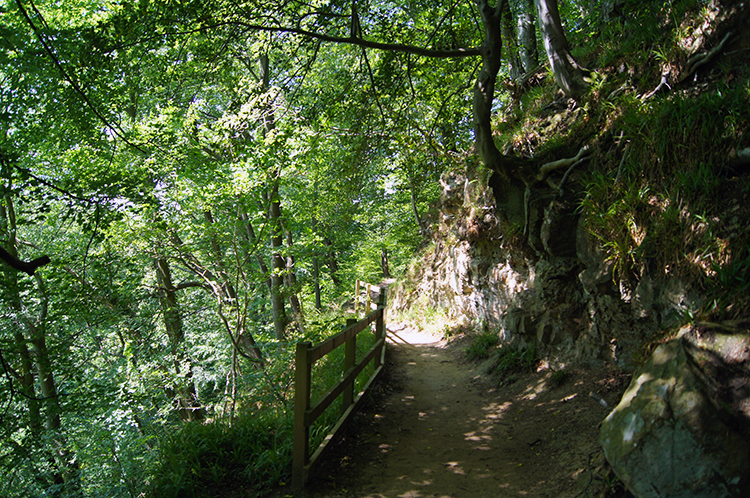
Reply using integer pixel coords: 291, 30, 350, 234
600, 324, 750, 497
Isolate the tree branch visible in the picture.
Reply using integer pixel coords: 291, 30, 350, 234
234, 21, 481, 58
145, 20, 481, 59
0, 246, 50, 276
15, 0, 150, 155
174, 281, 211, 291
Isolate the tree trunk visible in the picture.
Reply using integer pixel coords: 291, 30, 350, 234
259, 53, 288, 341
269, 181, 288, 340
381, 247, 391, 279
323, 236, 341, 286
29, 276, 79, 485
409, 181, 426, 236
284, 227, 305, 332
515, 0, 539, 74
473, 0, 527, 182
501, 0, 523, 81
1, 199, 42, 433
239, 207, 272, 293
155, 257, 204, 422
29, 277, 79, 491
2, 191, 78, 490
312, 255, 322, 311
533, 0, 589, 99
311, 216, 323, 311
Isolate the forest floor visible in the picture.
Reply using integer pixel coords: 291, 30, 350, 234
274, 326, 633, 498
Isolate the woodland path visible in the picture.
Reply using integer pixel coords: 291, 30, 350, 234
299, 326, 630, 498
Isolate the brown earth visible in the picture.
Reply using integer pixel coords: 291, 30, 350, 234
280, 326, 632, 498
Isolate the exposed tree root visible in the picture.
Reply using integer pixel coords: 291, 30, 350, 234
522, 145, 592, 235
538, 145, 590, 180
640, 73, 671, 100
642, 31, 733, 101
682, 31, 733, 82
554, 155, 590, 196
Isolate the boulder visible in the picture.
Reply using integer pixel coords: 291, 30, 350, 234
599, 324, 750, 497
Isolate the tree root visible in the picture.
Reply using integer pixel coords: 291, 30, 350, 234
555, 155, 590, 197
682, 31, 733, 82
522, 145, 592, 235
642, 31, 733, 101
538, 145, 590, 180
640, 73, 671, 100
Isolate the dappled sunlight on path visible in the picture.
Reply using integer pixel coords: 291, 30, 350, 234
299, 328, 628, 498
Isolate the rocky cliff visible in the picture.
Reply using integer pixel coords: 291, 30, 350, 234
389, 153, 725, 369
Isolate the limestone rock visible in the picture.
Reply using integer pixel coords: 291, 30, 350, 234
600, 325, 750, 497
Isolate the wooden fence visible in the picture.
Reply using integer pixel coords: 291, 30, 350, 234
354, 279, 378, 318
292, 286, 387, 488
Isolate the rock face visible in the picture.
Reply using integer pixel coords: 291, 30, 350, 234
389, 159, 677, 366
599, 323, 750, 497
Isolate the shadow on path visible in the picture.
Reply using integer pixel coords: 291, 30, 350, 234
299, 325, 628, 498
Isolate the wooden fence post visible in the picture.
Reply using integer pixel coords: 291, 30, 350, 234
293, 341, 312, 489
354, 280, 360, 317
375, 288, 386, 369
343, 318, 357, 412
365, 283, 371, 315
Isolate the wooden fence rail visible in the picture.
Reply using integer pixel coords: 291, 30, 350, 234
292, 287, 387, 488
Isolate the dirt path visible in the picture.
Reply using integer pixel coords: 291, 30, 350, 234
301, 326, 630, 498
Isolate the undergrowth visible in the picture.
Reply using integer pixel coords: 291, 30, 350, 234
490, 344, 538, 386
149, 315, 379, 497
580, 81, 750, 319
466, 330, 499, 360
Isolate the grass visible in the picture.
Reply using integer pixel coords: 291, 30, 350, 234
150, 410, 293, 497
466, 330, 499, 360
705, 248, 750, 319
490, 344, 538, 386
578, 79, 750, 306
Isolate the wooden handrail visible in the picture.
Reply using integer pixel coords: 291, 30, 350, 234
292, 286, 386, 488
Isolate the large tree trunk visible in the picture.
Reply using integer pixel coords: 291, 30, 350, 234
1, 191, 78, 491
533, 0, 589, 99
1, 200, 42, 433
259, 53, 288, 341
515, 0, 539, 74
474, 0, 505, 176
268, 181, 288, 340
473, 0, 527, 182
29, 276, 80, 491
155, 257, 204, 422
